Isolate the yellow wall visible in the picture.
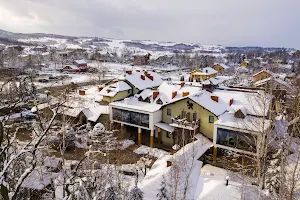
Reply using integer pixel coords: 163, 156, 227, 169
213, 64, 224, 73
253, 71, 272, 83
240, 61, 249, 67
102, 90, 132, 103
190, 73, 217, 81
160, 129, 174, 146
162, 98, 218, 139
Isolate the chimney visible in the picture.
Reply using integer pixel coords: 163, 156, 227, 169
153, 91, 159, 100
180, 82, 185, 88
141, 75, 145, 80
229, 98, 234, 106
98, 87, 103, 92
167, 161, 172, 167
211, 96, 218, 102
107, 89, 111, 93
79, 90, 85, 96
182, 92, 189, 97
126, 70, 132, 75
146, 74, 153, 81
172, 91, 177, 99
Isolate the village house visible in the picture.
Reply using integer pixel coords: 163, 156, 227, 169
213, 63, 230, 73
98, 81, 132, 103
252, 69, 275, 83
240, 60, 249, 67
133, 53, 151, 65
73, 59, 88, 72
190, 67, 218, 81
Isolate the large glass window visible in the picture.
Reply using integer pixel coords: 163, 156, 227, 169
112, 108, 149, 128
216, 128, 256, 152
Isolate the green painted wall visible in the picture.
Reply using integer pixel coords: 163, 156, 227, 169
160, 129, 174, 146
102, 90, 132, 103
162, 98, 218, 139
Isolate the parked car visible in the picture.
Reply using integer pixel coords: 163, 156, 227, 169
25, 113, 36, 119
38, 79, 49, 83
27, 100, 41, 106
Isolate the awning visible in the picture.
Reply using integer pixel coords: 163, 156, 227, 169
155, 122, 174, 133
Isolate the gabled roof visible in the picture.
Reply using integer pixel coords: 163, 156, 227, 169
214, 63, 230, 69
253, 69, 275, 77
99, 81, 132, 97
120, 70, 163, 90
191, 67, 218, 76
188, 91, 229, 116
74, 59, 87, 65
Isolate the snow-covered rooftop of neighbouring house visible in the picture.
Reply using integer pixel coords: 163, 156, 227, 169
74, 59, 87, 64
254, 76, 293, 90
192, 67, 218, 76
99, 81, 132, 97
189, 90, 229, 116
119, 70, 163, 90
252, 69, 275, 77
137, 81, 201, 105
212, 88, 271, 117
155, 122, 175, 132
110, 96, 162, 112
82, 104, 109, 122
215, 112, 271, 133
215, 63, 230, 69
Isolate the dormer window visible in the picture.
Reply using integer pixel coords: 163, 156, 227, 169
144, 96, 151, 103
156, 98, 163, 105
138, 96, 143, 102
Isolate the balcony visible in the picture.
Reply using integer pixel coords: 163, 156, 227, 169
170, 117, 200, 130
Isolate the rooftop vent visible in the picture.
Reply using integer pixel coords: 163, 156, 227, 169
126, 70, 132, 75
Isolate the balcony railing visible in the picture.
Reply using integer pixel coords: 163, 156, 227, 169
170, 117, 199, 130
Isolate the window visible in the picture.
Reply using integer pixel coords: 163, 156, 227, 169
216, 128, 256, 152
166, 132, 171, 138
209, 116, 214, 123
112, 108, 149, 128
181, 110, 186, 119
186, 112, 190, 121
193, 113, 197, 121
167, 108, 172, 116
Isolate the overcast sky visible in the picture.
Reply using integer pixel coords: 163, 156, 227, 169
0, 0, 299, 48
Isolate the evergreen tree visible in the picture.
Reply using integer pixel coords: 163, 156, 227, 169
129, 186, 144, 200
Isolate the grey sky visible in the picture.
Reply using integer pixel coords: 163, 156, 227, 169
0, 0, 299, 48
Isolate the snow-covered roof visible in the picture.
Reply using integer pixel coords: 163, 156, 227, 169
189, 90, 229, 116
252, 69, 275, 77
99, 81, 131, 97
137, 82, 201, 105
215, 112, 271, 133
74, 59, 87, 64
110, 97, 162, 113
120, 70, 164, 90
192, 67, 218, 76
212, 89, 271, 117
155, 122, 175, 132
83, 105, 109, 122
31, 103, 50, 113
254, 76, 293, 90
215, 63, 230, 69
